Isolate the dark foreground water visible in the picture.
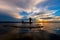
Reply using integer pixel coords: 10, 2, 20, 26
0, 23, 60, 40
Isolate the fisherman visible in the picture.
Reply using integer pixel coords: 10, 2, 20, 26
29, 18, 32, 24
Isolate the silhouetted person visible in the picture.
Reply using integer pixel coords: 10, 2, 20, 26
21, 20, 25, 24
29, 18, 32, 24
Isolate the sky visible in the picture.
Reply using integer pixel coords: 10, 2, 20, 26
0, 0, 60, 21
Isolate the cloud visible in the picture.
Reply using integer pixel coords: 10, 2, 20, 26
0, 1, 23, 19
28, 7, 57, 18
27, 6, 60, 21
0, 0, 59, 21
3, 0, 45, 12
40, 16, 60, 21
0, 0, 46, 19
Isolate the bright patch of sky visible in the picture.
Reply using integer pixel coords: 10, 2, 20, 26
0, 0, 60, 21
54, 10, 60, 16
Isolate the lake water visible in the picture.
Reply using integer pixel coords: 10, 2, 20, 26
42, 23, 60, 34
0, 23, 60, 34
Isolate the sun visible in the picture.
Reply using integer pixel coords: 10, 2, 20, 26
35, 18, 48, 26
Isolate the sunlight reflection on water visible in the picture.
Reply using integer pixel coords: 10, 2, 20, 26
42, 23, 60, 33
0, 23, 60, 34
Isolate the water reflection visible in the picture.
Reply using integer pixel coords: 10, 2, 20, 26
42, 23, 60, 33
0, 23, 60, 34
0, 23, 60, 40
